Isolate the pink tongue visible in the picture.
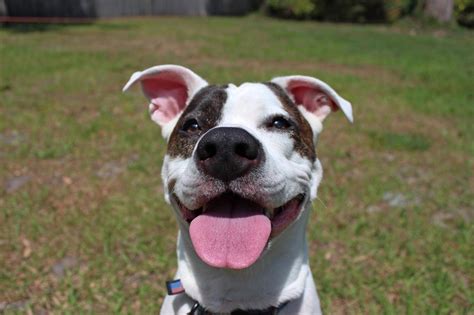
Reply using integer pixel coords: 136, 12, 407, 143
189, 194, 271, 269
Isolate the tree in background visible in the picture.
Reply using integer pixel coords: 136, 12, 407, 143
423, 0, 453, 21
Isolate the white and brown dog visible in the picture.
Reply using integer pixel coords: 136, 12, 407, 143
123, 65, 352, 314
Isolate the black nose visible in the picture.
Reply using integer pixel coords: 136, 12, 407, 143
195, 127, 263, 182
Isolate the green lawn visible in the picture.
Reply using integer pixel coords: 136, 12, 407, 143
0, 16, 472, 314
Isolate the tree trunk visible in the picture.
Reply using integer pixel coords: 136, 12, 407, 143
424, 0, 453, 22
0, 0, 7, 16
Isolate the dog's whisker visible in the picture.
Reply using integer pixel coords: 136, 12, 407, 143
314, 197, 327, 210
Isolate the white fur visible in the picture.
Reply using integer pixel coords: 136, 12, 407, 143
124, 66, 352, 314
160, 83, 325, 314
298, 105, 324, 144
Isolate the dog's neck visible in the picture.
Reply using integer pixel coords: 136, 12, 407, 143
175, 204, 312, 313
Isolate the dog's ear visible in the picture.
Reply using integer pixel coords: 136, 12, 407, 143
123, 65, 208, 139
271, 75, 353, 126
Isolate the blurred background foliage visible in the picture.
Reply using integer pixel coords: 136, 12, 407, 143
265, 0, 474, 27
455, 0, 474, 26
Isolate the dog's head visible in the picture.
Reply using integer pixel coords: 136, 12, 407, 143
124, 65, 352, 270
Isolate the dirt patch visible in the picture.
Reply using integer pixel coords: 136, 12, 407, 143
36, 31, 202, 62
51, 256, 80, 278
0, 130, 26, 146
1, 153, 132, 214
0, 299, 30, 313
329, 298, 359, 315
4, 175, 31, 193
432, 208, 473, 228
96, 154, 139, 179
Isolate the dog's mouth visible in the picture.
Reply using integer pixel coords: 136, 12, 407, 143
174, 192, 305, 269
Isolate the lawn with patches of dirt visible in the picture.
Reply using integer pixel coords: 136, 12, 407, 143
1, 16, 472, 314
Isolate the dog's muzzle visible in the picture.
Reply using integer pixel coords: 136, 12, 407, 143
179, 127, 304, 270
195, 127, 263, 182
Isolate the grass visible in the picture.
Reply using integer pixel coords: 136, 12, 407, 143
368, 131, 431, 151
0, 16, 473, 314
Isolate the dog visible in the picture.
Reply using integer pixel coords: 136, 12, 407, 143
123, 65, 352, 314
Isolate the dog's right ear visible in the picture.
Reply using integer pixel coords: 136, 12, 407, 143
123, 65, 208, 139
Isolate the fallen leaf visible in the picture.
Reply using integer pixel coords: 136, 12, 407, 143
62, 176, 72, 185
21, 237, 32, 258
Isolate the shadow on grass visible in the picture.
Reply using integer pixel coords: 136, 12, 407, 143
1, 21, 135, 33
368, 131, 431, 151
1, 22, 94, 33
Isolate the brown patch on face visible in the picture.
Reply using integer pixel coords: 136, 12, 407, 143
167, 85, 228, 158
167, 178, 176, 196
264, 82, 316, 161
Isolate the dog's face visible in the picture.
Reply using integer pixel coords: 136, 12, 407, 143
124, 65, 352, 270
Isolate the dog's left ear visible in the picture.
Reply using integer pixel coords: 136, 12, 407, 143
123, 64, 208, 139
271, 75, 353, 128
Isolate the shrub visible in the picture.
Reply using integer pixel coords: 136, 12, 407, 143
266, 0, 316, 18
385, 0, 418, 22
455, 0, 474, 27
265, 0, 418, 22
320, 0, 387, 23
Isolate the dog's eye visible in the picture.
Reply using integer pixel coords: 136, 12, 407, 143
270, 117, 292, 130
182, 119, 201, 133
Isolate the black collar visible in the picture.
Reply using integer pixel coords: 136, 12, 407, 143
166, 279, 289, 315
188, 300, 288, 315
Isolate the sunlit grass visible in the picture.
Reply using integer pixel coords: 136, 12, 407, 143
0, 16, 472, 314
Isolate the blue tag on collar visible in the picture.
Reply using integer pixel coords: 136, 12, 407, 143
166, 279, 185, 295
